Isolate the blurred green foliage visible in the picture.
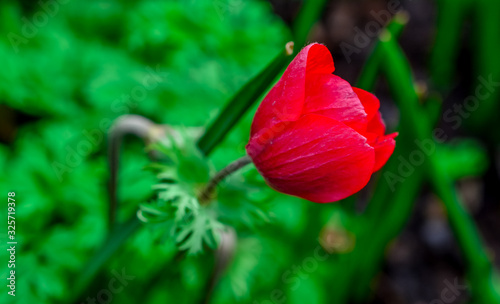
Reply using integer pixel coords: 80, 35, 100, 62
0, 0, 296, 303
1, 0, 500, 303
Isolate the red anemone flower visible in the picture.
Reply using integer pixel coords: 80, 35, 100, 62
246, 43, 397, 203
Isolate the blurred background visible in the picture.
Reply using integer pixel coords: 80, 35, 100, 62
1, 0, 500, 303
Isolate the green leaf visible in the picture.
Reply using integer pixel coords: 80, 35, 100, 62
72, 217, 141, 303
292, 0, 329, 49
197, 42, 294, 155
356, 11, 409, 91
176, 211, 224, 255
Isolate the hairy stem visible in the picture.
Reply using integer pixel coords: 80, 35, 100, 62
198, 155, 252, 204
108, 115, 164, 229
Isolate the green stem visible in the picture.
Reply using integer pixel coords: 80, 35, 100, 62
107, 115, 164, 229
428, 166, 500, 302
430, 0, 472, 90
70, 217, 141, 303
466, 0, 500, 136
292, 0, 329, 50
356, 11, 409, 91
366, 35, 499, 304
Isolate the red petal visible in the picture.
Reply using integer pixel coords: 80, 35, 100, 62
247, 114, 375, 203
367, 111, 386, 136
363, 112, 397, 172
352, 89, 397, 171
303, 74, 367, 133
369, 133, 397, 172
250, 44, 334, 138
352, 87, 380, 122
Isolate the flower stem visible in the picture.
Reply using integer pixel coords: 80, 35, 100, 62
198, 155, 252, 204
108, 115, 165, 229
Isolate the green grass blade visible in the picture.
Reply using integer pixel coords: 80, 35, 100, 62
197, 42, 294, 155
